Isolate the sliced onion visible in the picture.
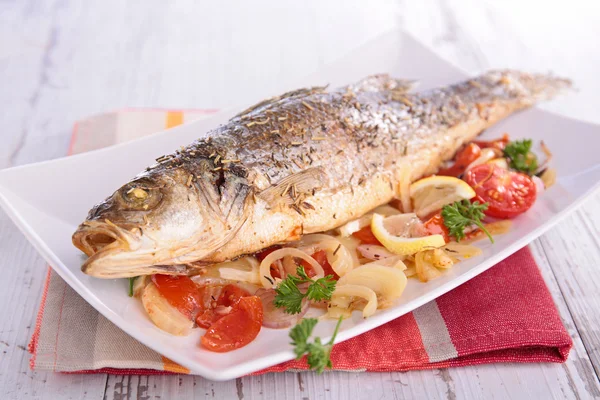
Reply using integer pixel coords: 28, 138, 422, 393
415, 251, 442, 283
466, 148, 503, 171
216, 257, 261, 285
295, 234, 354, 277
539, 168, 556, 189
442, 242, 483, 259
534, 141, 553, 175
338, 264, 407, 303
335, 235, 361, 268
326, 306, 353, 319
141, 283, 193, 336
259, 248, 324, 288
532, 175, 545, 194
256, 288, 309, 329
132, 275, 151, 298
330, 284, 378, 318
357, 244, 396, 261
488, 158, 509, 170
361, 256, 407, 270
429, 249, 454, 269
282, 256, 297, 276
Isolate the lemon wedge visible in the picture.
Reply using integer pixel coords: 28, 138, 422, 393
371, 214, 445, 256
410, 176, 475, 218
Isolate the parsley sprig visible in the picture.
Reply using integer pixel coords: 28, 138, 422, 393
504, 139, 538, 175
274, 266, 336, 314
290, 316, 343, 373
442, 200, 493, 243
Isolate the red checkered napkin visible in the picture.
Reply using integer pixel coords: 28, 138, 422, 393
29, 110, 572, 375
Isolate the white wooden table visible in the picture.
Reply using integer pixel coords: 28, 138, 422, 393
1, 1, 599, 398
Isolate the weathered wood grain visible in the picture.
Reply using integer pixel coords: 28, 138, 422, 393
1, 0, 600, 399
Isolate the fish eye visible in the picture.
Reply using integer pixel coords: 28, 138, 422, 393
119, 184, 162, 211
126, 188, 149, 201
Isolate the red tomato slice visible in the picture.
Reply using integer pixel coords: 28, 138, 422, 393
195, 284, 251, 329
464, 164, 537, 219
438, 143, 481, 177
300, 250, 339, 280
218, 284, 251, 307
424, 212, 450, 243
256, 246, 283, 279
473, 133, 510, 150
201, 296, 263, 352
151, 275, 201, 319
195, 309, 219, 329
352, 226, 382, 245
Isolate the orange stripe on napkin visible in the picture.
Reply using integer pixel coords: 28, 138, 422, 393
162, 356, 190, 374
165, 111, 184, 129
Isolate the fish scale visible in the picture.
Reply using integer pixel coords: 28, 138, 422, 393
72, 70, 571, 278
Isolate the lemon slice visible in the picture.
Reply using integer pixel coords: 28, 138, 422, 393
410, 176, 475, 218
371, 214, 445, 256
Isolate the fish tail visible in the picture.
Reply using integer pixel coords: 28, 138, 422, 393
484, 69, 573, 103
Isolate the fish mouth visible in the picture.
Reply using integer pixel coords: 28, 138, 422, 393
73, 220, 192, 278
73, 220, 144, 278
73, 219, 140, 257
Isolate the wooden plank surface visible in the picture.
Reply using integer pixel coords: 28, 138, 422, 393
1, 0, 599, 399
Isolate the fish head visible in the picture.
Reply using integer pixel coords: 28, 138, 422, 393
72, 166, 249, 278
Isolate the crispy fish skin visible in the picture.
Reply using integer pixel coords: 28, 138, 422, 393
73, 70, 570, 278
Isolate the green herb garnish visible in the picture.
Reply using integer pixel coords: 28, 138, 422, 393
290, 316, 343, 373
504, 139, 538, 175
442, 200, 493, 243
274, 266, 336, 314
128, 277, 138, 297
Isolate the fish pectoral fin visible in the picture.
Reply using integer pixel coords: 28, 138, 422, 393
218, 174, 252, 225
350, 74, 418, 94
257, 167, 326, 206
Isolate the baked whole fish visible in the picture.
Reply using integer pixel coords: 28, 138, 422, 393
73, 70, 570, 278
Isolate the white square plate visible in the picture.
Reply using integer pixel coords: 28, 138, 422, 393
1, 30, 599, 381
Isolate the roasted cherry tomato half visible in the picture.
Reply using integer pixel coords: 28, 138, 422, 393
437, 143, 482, 177
464, 164, 537, 219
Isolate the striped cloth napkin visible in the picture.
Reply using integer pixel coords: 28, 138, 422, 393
28, 109, 573, 375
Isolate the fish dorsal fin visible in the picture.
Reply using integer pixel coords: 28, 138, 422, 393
349, 74, 418, 94
257, 167, 327, 206
234, 86, 329, 119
